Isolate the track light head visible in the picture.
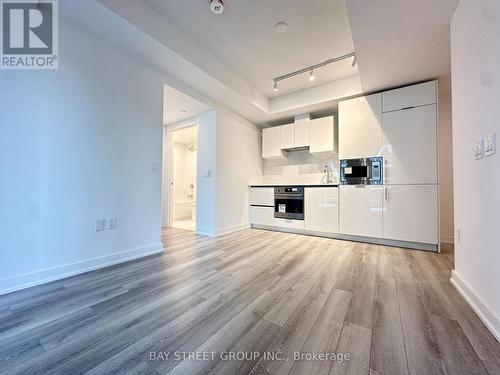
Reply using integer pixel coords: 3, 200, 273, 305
273, 81, 278, 92
351, 53, 357, 67
309, 69, 315, 81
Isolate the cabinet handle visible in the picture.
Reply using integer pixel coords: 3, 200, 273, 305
385, 187, 389, 200
384, 159, 387, 183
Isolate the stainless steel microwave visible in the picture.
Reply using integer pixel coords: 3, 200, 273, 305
340, 157, 383, 185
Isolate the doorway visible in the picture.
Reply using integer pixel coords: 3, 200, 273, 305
165, 124, 198, 231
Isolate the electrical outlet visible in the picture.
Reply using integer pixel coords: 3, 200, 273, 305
95, 219, 106, 232
475, 139, 484, 160
485, 133, 496, 157
108, 217, 117, 230
151, 162, 161, 172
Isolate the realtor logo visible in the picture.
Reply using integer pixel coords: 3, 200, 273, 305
1, 0, 58, 69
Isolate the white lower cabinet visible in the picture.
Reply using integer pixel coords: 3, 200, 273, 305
383, 185, 438, 244
249, 187, 274, 206
250, 206, 274, 226
274, 218, 305, 230
305, 187, 339, 233
339, 185, 383, 238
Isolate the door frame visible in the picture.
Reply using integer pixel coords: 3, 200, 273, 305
162, 120, 199, 228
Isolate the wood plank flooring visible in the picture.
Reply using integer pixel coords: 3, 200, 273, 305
0, 228, 498, 375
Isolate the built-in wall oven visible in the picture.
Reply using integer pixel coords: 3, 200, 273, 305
340, 157, 383, 185
274, 186, 304, 220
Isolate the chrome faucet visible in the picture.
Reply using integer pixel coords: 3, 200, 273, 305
323, 164, 332, 184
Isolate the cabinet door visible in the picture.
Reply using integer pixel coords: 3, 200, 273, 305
339, 185, 383, 238
250, 206, 275, 226
249, 187, 274, 206
382, 81, 436, 112
383, 185, 438, 244
305, 188, 339, 233
274, 218, 305, 230
339, 94, 383, 159
262, 126, 283, 159
280, 124, 295, 150
294, 120, 309, 148
309, 116, 334, 153
382, 105, 437, 184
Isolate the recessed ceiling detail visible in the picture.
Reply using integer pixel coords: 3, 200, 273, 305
163, 85, 212, 125
146, 0, 357, 97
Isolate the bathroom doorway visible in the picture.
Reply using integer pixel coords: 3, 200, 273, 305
166, 124, 198, 231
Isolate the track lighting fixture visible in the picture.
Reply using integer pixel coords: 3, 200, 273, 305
272, 51, 356, 91
352, 53, 357, 67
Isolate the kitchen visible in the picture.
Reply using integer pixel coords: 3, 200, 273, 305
1, 1, 499, 374
250, 80, 440, 252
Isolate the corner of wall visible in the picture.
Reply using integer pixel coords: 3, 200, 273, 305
451, 271, 500, 342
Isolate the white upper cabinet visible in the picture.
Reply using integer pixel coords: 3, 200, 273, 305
262, 126, 285, 159
339, 185, 383, 238
382, 105, 437, 184
305, 187, 339, 233
383, 185, 438, 244
294, 119, 310, 148
338, 93, 383, 159
280, 124, 295, 150
382, 81, 437, 112
309, 116, 334, 153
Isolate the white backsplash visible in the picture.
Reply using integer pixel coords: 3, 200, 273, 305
263, 150, 339, 184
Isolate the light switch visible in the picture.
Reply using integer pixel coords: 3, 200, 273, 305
108, 217, 117, 230
475, 139, 484, 160
95, 219, 106, 232
485, 133, 496, 157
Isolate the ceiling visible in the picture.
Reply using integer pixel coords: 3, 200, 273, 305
163, 85, 212, 125
147, 0, 357, 97
346, 0, 459, 93
92, 0, 459, 125
172, 125, 197, 145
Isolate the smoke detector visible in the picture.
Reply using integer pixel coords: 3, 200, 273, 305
210, 0, 224, 15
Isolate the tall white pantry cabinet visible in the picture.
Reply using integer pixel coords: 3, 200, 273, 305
339, 81, 439, 247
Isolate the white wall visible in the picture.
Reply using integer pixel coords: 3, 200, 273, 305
263, 150, 338, 185
172, 142, 196, 220
215, 111, 262, 235
0, 17, 164, 294
194, 111, 217, 235
438, 75, 455, 243
450, 0, 500, 340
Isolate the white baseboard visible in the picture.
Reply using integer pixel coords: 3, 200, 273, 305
451, 270, 500, 342
196, 223, 250, 238
0, 242, 164, 296
196, 226, 216, 237
215, 223, 250, 237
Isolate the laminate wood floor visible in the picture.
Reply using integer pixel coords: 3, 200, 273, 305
0, 228, 498, 375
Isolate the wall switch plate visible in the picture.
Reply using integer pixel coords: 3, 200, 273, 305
95, 219, 106, 232
485, 133, 496, 157
475, 139, 484, 159
108, 217, 117, 230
